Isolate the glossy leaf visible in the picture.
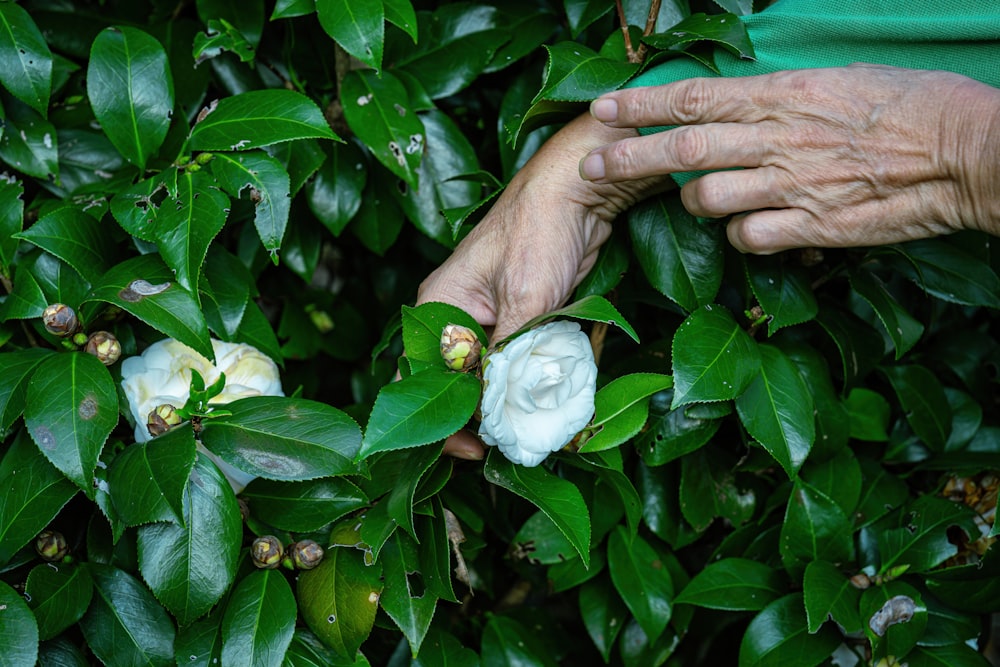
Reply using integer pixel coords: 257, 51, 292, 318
201, 245, 253, 340
564, 0, 611, 37
87, 26, 173, 170
738, 594, 840, 667
306, 140, 367, 237
779, 479, 854, 579
515, 294, 639, 343
881, 364, 951, 452
109, 168, 177, 243
0, 580, 38, 667
579, 575, 628, 663
746, 255, 817, 335
242, 477, 368, 533
0, 3, 52, 115
83, 253, 213, 359
341, 69, 425, 188
384, 0, 417, 41
211, 150, 290, 259
0, 174, 23, 274
734, 344, 814, 476
200, 396, 362, 481
0, 348, 52, 432
580, 373, 673, 453
675, 558, 783, 611
860, 581, 927, 660
481, 615, 558, 667
642, 12, 755, 60
25, 562, 93, 640
850, 268, 923, 358
386, 443, 444, 539
679, 447, 754, 531
0, 99, 58, 180
380, 531, 437, 656
23, 352, 118, 495
629, 194, 724, 313
607, 526, 673, 640
855, 456, 909, 527
189, 89, 337, 152
175, 614, 223, 667
196, 0, 265, 46
400, 301, 487, 374
485, 448, 591, 566
882, 238, 1000, 308
906, 644, 992, 666
316, 0, 383, 71
535, 41, 640, 102
360, 369, 481, 459
637, 390, 722, 466
412, 630, 479, 667
671, 304, 760, 408
108, 426, 196, 526
815, 303, 884, 390
803, 560, 862, 634
845, 387, 891, 442
221, 569, 297, 666
80, 564, 176, 666
15, 207, 112, 280
878, 495, 978, 575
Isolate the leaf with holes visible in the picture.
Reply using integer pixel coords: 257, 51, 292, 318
210, 150, 289, 261
0, 3, 52, 115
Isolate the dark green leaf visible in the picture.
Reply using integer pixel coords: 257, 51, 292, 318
386, 443, 443, 539
36, 636, 90, 666
642, 12, 755, 60
746, 255, 817, 335
799, 446, 862, 518
607, 525, 673, 640
481, 615, 558, 667
845, 388, 891, 442
80, 564, 176, 667
815, 302, 884, 390
512, 510, 576, 565
735, 344, 814, 476
878, 495, 978, 575
486, 9, 557, 73
676, 558, 783, 611
359, 369, 480, 459
0, 266, 46, 322
201, 245, 253, 340
25, 562, 93, 640
579, 575, 628, 663
679, 447, 754, 531
196, 0, 265, 46
83, 253, 213, 359
192, 18, 256, 65
109, 168, 177, 243
200, 396, 362, 481
87, 26, 173, 170
306, 140, 367, 237
881, 364, 951, 452
211, 150, 289, 259
384, 0, 417, 41
380, 531, 436, 656
803, 560, 862, 634
738, 594, 840, 667
175, 614, 223, 667
860, 581, 926, 660
0, 580, 38, 666
412, 629, 478, 667
24, 352, 118, 495
341, 69, 425, 188
637, 390, 722, 466
221, 569, 297, 666
108, 425, 196, 526
264, 138, 325, 197
882, 238, 1000, 308
401, 301, 487, 374
564, 0, 611, 37
0, 98, 58, 179
484, 448, 591, 566
316, 0, 383, 71
536, 41, 639, 102
242, 477, 368, 533
15, 207, 113, 279
0, 348, 53, 432
189, 90, 337, 152
906, 644, 992, 667
515, 294, 639, 343
779, 479, 854, 579
350, 177, 405, 255
0, 2, 52, 115
850, 268, 923, 358
671, 304, 760, 408
629, 193, 723, 313
580, 373, 673, 453
0, 174, 23, 274
855, 456, 908, 527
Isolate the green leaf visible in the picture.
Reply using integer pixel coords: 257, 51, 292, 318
855, 456, 908, 527
201, 245, 253, 340
200, 396, 362, 481
14, 207, 113, 279
734, 344, 815, 476
316, 0, 383, 71
878, 495, 978, 575
642, 12, 755, 60
481, 615, 559, 667
0, 348, 53, 432
637, 390, 722, 467
412, 629, 478, 667
679, 447, 754, 531
211, 150, 289, 259
154, 168, 229, 294
0, 580, 38, 667
845, 388, 891, 442
580, 373, 673, 453
738, 594, 840, 667
196, 0, 265, 46
0, 174, 23, 274
306, 140, 367, 237
36, 636, 92, 666
906, 644, 992, 667
24, 352, 118, 495
746, 255, 818, 335
359, 369, 481, 459
881, 364, 951, 452
803, 560, 862, 634
386, 443, 443, 539
512, 510, 576, 565
25, 562, 93, 640
850, 268, 923, 358
779, 479, 854, 580
564, 0, 612, 37
109, 168, 177, 243
0, 3, 52, 115
0, 432, 77, 567
579, 575, 628, 663
175, 614, 223, 667
607, 525, 673, 640
380, 531, 436, 656
192, 18, 255, 65
108, 426, 196, 526
83, 253, 213, 360
515, 294, 638, 343
671, 304, 760, 408
79, 564, 176, 667
0, 266, 46, 321
535, 41, 639, 102
881, 238, 1000, 308
484, 448, 591, 566
298, 546, 383, 658
340, 69, 425, 188
0, 98, 58, 180
221, 569, 297, 666
189, 89, 337, 152
675, 558, 784, 611
799, 446, 862, 518
861, 581, 927, 660
87, 26, 173, 170
401, 301, 487, 374
815, 303, 884, 390
628, 193, 723, 313
242, 477, 368, 533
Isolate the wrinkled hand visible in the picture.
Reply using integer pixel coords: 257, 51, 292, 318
580, 64, 1000, 253
417, 114, 667, 459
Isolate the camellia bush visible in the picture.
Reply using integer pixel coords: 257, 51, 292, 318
1, 0, 999, 665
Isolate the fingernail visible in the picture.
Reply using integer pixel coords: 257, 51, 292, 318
579, 153, 605, 181
591, 98, 618, 123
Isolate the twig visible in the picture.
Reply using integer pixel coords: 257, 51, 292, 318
634, 0, 663, 64
590, 321, 608, 366
614, 0, 637, 63
324, 43, 351, 136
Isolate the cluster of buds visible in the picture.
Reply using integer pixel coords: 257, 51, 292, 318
41, 304, 122, 365
42, 303, 78, 337
175, 152, 214, 172
147, 404, 183, 438
440, 324, 482, 372
35, 530, 69, 562
250, 536, 324, 570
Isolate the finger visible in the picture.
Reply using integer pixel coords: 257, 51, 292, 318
580, 122, 771, 183
726, 208, 819, 254
680, 166, 791, 218
442, 429, 486, 460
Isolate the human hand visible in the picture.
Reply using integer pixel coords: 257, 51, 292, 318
580, 64, 1000, 253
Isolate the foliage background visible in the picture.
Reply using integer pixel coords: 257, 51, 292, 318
1, 0, 999, 665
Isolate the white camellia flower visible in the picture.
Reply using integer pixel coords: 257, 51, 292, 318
478, 321, 597, 466
120, 338, 283, 491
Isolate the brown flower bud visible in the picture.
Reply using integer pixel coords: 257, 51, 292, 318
35, 530, 69, 562
147, 404, 183, 438
440, 324, 482, 372
84, 331, 121, 365
42, 304, 78, 337
251, 535, 283, 569
289, 540, 325, 570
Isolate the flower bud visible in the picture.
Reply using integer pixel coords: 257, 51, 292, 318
35, 530, 69, 562
72, 332, 89, 346
251, 535, 283, 569
85, 331, 122, 365
440, 324, 482, 372
187, 163, 201, 172
147, 404, 183, 438
195, 152, 214, 165
289, 540, 324, 570
42, 304, 78, 337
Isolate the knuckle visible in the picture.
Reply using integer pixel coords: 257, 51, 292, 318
683, 173, 731, 217
670, 126, 713, 171
669, 79, 715, 124
604, 139, 641, 178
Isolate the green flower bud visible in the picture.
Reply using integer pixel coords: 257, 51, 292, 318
251, 535, 283, 569
289, 540, 325, 570
84, 331, 121, 365
35, 530, 69, 562
440, 324, 482, 372
72, 332, 89, 346
195, 152, 215, 165
187, 163, 201, 172
147, 404, 182, 438
42, 303, 78, 337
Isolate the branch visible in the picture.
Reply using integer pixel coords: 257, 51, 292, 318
634, 0, 662, 64
615, 0, 638, 63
